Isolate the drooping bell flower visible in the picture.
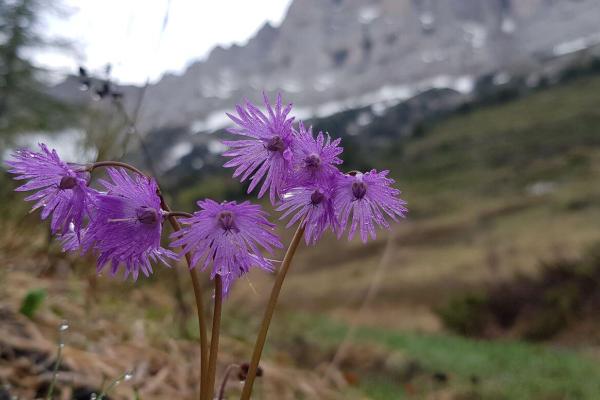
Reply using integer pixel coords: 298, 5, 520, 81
223, 93, 295, 204
289, 121, 342, 188
84, 168, 176, 280
335, 170, 407, 243
170, 199, 282, 296
277, 179, 339, 245
6, 143, 94, 235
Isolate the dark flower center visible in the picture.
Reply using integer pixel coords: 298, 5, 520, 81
304, 153, 321, 170
352, 181, 368, 200
217, 210, 238, 232
59, 176, 77, 190
136, 207, 158, 225
310, 190, 325, 205
266, 136, 285, 152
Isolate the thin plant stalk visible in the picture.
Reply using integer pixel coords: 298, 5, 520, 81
206, 275, 223, 398
240, 223, 305, 400
217, 363, 240, 400
329, 232, 395, 370
97, 370, 133, 400
167, 215, 209, 400
166, 211, 194, 219
45, 346, 62, 400
89, 161, 209, 400
45, 335, 64, 400
88, 161, 145, 176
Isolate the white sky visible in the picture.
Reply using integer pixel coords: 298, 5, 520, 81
36, 0, 293, 85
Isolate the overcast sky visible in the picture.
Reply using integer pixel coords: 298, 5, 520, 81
36, 0, 293, 85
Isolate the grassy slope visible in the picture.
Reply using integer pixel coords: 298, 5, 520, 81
362, 330, 600, 400
4, 75, 600, 399
282, 314, 600, 400
399, 75, 600, 200
270, 75, 600, 312
255, 76, 600, 399
364, 77, 600, 398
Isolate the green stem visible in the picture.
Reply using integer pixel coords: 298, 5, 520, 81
97, 370, 133, 400
45, 338, 64, 400
206, 275, 223, 399
240, 224, 305, 400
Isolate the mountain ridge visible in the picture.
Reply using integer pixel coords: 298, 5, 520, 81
52, 0, 600, 133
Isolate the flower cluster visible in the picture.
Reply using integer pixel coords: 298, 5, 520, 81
6, 92, 406, 296
5, 144, 280, 295
224, 93, 407, 245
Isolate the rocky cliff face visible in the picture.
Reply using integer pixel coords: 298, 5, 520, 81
54, 0, 600, 132
139, 0, 600, 131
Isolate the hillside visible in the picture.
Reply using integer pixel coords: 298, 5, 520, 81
274, 73, 600, 310
3, 73, 600, 399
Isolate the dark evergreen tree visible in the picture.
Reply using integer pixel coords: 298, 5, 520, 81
0, 0, 71, 140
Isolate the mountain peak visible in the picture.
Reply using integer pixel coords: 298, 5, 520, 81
103, 0, 600, 132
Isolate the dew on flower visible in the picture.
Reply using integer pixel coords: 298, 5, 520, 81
59, 321, 69, 331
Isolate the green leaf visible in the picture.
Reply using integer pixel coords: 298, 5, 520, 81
19, 288, 46, 319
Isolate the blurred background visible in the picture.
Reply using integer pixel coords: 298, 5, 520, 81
2, 0, 600, 398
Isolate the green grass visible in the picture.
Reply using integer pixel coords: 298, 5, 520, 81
279, 314, 600, 400
364, 331, 599, 399
259, 76, 600, 398
276, 75, 600, 307
5, 60, 600, 400
395, 76, 600, 199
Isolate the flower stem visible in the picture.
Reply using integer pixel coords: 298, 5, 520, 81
165, 211, 194, 219
206, 275, 223, 398
89, 160, 209, 398
217, 364, 240, 400
97, 370, 133, 400
45, 336, 64, 400
240, 223, 305, 400
167, 215, 209, 400
161, 193, 208, 399
88, 161, 147, 177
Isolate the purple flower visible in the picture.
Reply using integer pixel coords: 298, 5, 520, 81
5, 143, 93, 235
223, 93, 295, 204
289, 122, 342, 188
335, 170, 407, 243
170, 199, 282, 296
277, 181, 339, 245
84, 168, 176, 280
59, 225, 88, 253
